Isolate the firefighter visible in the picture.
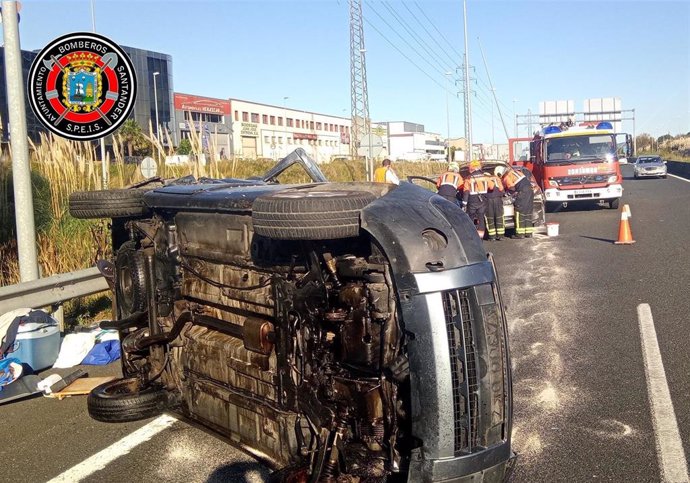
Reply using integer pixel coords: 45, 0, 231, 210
484, 167, 506, 240
462, 160, 494, 239
373, 158, 400, 185
498, 165, 535, 238
436, 162, 464, 205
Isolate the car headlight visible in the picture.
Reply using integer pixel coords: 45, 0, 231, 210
548, 179, 558, 187
607, 175, 618, 183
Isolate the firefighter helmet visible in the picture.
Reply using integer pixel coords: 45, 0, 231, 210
469, 160, 482, 171
494, 166, 506, 177
448, 162, 459, 172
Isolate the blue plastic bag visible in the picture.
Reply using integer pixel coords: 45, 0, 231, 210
80, 340, 121, 365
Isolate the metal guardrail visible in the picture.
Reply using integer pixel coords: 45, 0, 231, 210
0, 267, 109, 315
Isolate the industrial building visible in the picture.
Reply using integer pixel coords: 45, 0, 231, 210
229, 98, 351, 162
385, 121, 445, 161
174, 93, 231, 157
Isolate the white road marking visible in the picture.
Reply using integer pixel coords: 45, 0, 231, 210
48, 414, 177, 482
637, 303, 689, 483
667, 173, 690, 183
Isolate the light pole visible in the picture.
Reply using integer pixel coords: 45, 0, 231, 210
152, 71, 160, 160
513, 99, 518, 138
445, 72, 452, 163
282, 96, 289, 156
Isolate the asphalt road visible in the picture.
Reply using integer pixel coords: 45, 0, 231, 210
1, 164, 687, 482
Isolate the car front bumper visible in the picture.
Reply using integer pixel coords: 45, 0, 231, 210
635, 169, 666, 177
544, 184, 622, 202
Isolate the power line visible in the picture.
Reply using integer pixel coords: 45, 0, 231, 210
413, 1, 463, 59
362, 16, 452, 94
379, 1, 457, 75
365, 1, 450, 79
401, 0, 460, 68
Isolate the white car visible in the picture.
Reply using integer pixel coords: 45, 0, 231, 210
634, 155, 667, 179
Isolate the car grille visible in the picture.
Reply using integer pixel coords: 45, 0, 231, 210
443, 289, 480, 454
554, 174, 611, 186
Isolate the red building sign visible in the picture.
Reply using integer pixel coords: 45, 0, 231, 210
174, 93, 231, 115
293, 132, 318, 141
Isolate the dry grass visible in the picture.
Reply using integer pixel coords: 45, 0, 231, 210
0, 130, 444, 288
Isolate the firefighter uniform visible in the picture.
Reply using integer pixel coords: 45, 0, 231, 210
462, 168, 495, 238
484, 173, 505, 240
502, 168, 535, 238
436, 170, 464, 205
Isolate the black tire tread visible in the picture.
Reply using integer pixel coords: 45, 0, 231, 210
69, 189, 150, 219
252, 190, 375, 240
87, 378, 169, 423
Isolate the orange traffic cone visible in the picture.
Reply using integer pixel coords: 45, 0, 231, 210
614, 210, 635, 244
623, 203, 632, 218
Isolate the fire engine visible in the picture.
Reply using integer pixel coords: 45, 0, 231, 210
509, 121, 633, 211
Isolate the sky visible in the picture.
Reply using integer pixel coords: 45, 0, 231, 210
3, 0, 689, 143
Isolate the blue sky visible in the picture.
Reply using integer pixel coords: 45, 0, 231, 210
5, 0, 689, 143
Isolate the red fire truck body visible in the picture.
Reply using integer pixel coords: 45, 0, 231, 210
509, 123, 629, 210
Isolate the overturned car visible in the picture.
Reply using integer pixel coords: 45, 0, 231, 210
70, 149, 515, 482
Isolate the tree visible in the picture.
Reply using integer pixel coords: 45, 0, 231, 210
657, 134, 672, 145
635, 133, 654, 152
116, 119, 153, 157
177, 138, 192, 155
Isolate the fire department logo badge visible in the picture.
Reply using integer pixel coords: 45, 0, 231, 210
28, 32, 136, 140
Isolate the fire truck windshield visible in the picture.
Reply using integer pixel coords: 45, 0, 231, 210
545, 134, 616, 163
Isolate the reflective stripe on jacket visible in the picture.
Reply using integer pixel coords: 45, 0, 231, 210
463, 173, 494, 195
502, 168, 526, 190
436, 171, 464, 189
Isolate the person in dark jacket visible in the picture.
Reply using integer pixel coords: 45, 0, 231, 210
462, 160, 495, 239
436, 162, 464, 205
485, 168, 506, 240
498, 165, 535, 238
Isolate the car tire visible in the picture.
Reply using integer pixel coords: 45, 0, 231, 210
252, 190, 376, 240
662, 175, 667, 179
115, 242, 148, 316
69, 189, 150, 219
87, 377, 170, 423
609, 198, 620, 210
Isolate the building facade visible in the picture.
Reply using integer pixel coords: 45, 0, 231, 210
229, 98, 351, 162
386, 121, 445, 161
174, 93, 231, 158
121, 46, 175, 144
0, 48, 46, 144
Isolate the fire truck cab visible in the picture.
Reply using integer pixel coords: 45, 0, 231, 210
511, 122, 629, 211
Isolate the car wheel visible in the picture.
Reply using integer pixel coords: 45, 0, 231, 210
115, 242, 148, 317
609, 198, 620, 209
69, 189, 151, 219
87, 377, 170, 423
662, 175, 667, 179
252, 190, 376, 240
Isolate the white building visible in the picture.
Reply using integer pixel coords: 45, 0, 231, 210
385, 121, 445, 161
229, 99, 352, 162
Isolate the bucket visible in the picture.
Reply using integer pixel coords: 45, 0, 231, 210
546, 222, 560, 237
12, 315, 60, 371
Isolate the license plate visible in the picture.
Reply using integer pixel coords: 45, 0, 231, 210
503, 205, 514, 217
574, 189, 591, 195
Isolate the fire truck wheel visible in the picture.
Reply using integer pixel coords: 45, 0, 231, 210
609, 199, 620, 209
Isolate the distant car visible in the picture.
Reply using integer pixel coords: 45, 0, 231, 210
634, 155, 667, 179
407, 160, 546, 232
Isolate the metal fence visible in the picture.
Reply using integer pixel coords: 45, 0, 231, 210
0, 267, 109, 327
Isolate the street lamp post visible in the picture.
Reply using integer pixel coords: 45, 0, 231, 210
152, 71, 160, 160
513, 99, 518, 138
283, 96, 289, 157
445, 72, 452, 163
